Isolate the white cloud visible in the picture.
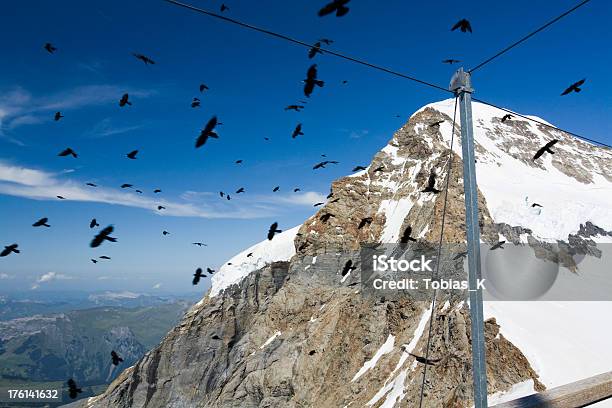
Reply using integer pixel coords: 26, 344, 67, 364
31, 271, 72, 289
152, 283, 162, 289
0, 273, 11, 279
0, 161, 325, 219
88, 118, 144, 137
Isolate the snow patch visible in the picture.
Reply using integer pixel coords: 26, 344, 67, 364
352, 334, 395, 382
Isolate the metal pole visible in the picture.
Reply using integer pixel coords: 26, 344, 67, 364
449, 68, 488, 408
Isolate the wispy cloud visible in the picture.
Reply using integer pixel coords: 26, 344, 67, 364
0, 161, 324, 219
87, 117, 144, 138
152, 283, 162, 289
31, 271, 72, 289
0, 273, 12, 280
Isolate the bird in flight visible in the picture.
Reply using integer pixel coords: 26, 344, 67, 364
429, 120, 444, 128
220, 4, 229, 12
292, 123, 304, 139
196, 116, 219, 148
191, 97, 201, 108
99, 256, 111, 260
318, 38, 334, 45
531, 203, 543, 208
157, 205, 166, 210
207, 267, 215, 274
154, 189, 162, 193
44, 43, 57, 53
313, 160, 338, 170
199, 84, 209, 92
308, 42, 323, 59
32, 218, 50, 227
86, 183, 97, 187
400, 226, 417, 243
268, 222, 282, 240
314, 202, 324, 207
358, 217, 373, 229
57, 196, 66, 200
132, 53, 155, 65
193, 268, 205, 285
285, 105, 304, 112
451, 19, 472, 33
54, 111, 64, 121
111, 351, 124, 366
136, 190, 143, 194
422, 171, 441, 194
235, 159, 243, 164
121, 184, 133, 188
91, 226, 117, 248
0, 244, 19, 257
342, 259, 357, 276
119, 93, 132, 107
58, 148, 78, 158
561, 79, 585, 96
318, 0, 350, 17
352, 165, 367, 172
236, 187, 245, 194
162, 231, 170, 236
273, 186, 280, 192
192, 242, 207, 247
247, 252, 253, 257
320, 213, 335, 223
442, 59, 461, 64
293, 188, 301, 192
303, 64, 324, 98
490, 241, 506, 250
408, 352, 441, 366
127, 150, 138, 159
532, 140, 559, 161
67, 379, 82, 399
453, 251, 468, 260
501, 114, 513, 123
91, 259, 98, 264
373, 165, 385, 172
90, 218, 100, 228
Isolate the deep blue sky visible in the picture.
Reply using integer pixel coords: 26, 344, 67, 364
0, 0, 610, 293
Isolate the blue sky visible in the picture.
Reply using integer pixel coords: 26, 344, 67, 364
0, 0, 610, 293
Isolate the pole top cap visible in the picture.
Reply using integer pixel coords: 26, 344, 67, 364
449, 68, 474, 94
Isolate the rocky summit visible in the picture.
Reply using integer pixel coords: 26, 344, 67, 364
67, 100, 612, 407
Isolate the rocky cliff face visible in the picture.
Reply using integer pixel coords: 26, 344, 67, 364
70, 100, 611, 408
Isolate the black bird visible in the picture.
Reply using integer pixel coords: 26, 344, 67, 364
429, 120, 444, 128
320, 213, 335, 223
162, 230, 170, 236
191, 97, 201, 108
532, 139, 559, 161
154, 189, 162, 193
490, 241, 506, 250
33, 218, 50, 227
220, 191, 225, 197
273, 186, 280, 192
501, 114, 513, 123
207, 267, 215, 274
453, 251, 468, 260
132, 53, 155, 65
358, 217, 373, 229
268, 222, 282, 240
285, 105, 304, 112
292, 123, 304, 139
86, 183, 97, 187
67, 379, 82, 399
303, 64, 324, 97
91, 259, 98, 264
196, 116, 219, 148
341, 80, 348, 84
561, 79, 586, 96
58, 148, 78, 158
308, 42, 323, 59
90, 218, 99, 228
44, 43, 57, 53
314, 202, 324, 207
157, 205, 166, 210
442, 59, 461, 64
247, 252, 253, 257
422, 171, 441, 194
121, 184, 133, 188
192, 242, 207, 246
54, 111, 64, 121
57, 195, 66, 200
0, 244, 19, 257
99, 256, 111, 260
264, 137, 270, 141
532, 203, 543, 208
352, 165, 367, 172
236, 187, 245, 194
400, 226, 417, 243
451, 19, 472, 33
119, 93, 131, 107
235, 159, 243, 164
342, 259, 357, 276
408, 352, 441, 366
293, 188, 301, 192
193, 268, 205, 285
127, 150, 138, 159
220, 4, 229, 12
318, 0, 350, 17
318, 38, 334, 45
136, 190, 143, 194
226, 195, 231, 201
373, 165, 385, 172
199, 84, 209, 92
90, 226, 117, 248
111, 350, 124, 366
326, 192, 333, 199
313, 160, 338, 170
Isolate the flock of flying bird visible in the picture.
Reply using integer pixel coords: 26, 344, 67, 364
5, 0, 589, 396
